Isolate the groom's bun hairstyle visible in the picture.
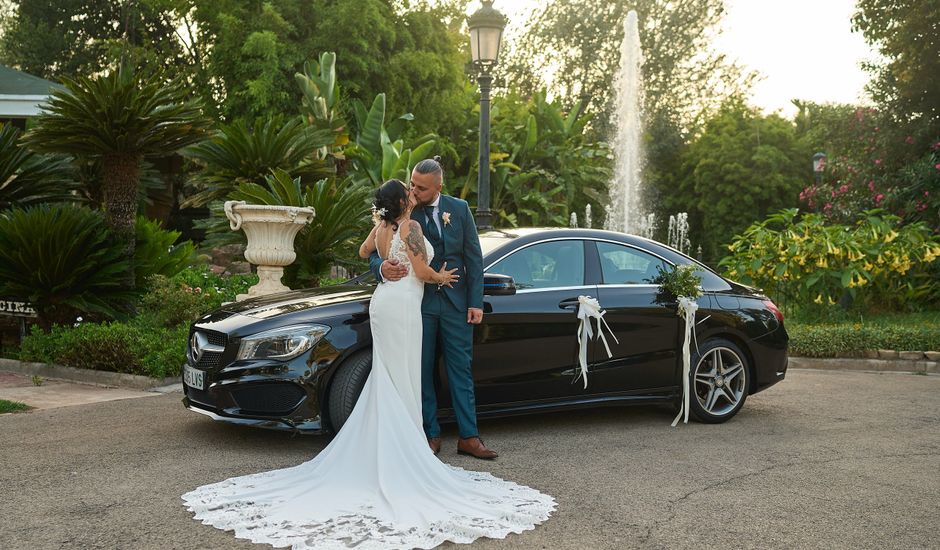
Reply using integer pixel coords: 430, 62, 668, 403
374, 179, 409, 230
413, 157, 443, 183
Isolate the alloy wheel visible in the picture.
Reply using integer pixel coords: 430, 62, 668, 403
693, 346, 747, 417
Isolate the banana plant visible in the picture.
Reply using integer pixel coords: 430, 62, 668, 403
294, 52, 349, 161
346, 93, 437, 187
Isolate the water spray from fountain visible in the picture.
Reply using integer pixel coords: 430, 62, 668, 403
605, 10, 645, 235
585, 204, 592, 229
667, 213, 691, 254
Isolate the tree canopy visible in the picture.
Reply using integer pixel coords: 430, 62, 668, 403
505, 0, 752, 136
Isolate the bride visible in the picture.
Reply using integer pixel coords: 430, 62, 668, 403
182, 179, 555, 549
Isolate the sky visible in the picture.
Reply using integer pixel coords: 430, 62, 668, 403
482, 0, 877, 118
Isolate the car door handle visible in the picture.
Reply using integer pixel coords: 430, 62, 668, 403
558, 298, 580, 310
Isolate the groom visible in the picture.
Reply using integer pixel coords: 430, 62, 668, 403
369, 157, 497, 460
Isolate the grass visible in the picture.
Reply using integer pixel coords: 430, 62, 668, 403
0, 399, 31, 413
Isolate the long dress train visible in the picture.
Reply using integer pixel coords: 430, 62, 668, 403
182, 229, 555, 549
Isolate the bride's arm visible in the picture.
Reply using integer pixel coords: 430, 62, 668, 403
358, 224, 379, 259
402, 221, 458, 286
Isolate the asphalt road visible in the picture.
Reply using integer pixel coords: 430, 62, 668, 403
1, 369, 938, 550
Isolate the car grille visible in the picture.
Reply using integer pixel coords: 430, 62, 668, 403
190, 329, 227, 370
232, 384, 306, 416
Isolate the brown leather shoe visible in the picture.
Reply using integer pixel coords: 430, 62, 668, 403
428, 437, 442, 455
457, 437, 498, 460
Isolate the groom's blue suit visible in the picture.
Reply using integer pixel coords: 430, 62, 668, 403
369, 194, 484, 439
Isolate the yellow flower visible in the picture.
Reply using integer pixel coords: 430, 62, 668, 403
884, 230, 898, 243
814, 295, 823, 304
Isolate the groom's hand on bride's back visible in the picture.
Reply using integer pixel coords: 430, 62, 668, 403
381, 259, 409, 281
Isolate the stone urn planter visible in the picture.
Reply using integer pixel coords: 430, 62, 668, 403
224, 201, 315, 301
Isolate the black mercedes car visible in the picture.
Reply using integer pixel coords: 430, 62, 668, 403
182, 228, 788, 433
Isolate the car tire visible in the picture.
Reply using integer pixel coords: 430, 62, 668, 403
327, 350, 372, 433
686, 338, 750, 424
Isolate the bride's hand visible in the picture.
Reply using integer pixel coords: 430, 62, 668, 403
436, 262, 459, 287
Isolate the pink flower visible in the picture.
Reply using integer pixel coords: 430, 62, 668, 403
917, 202, 928, 211
931, 141, 940, 150
935, 163, 940, 170
824, 202, 833, 211
874, 193, 885, 204
925, 191, 930, 197
868, 180, 876, 192
831, 190, 837, 198
874, 159, 882, 166
839, 184, 849, 193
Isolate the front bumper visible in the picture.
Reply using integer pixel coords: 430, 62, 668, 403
182, 391, 325, 433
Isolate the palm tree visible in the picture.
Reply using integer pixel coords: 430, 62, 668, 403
23, 65, 211, 291
0, 124, 79, 209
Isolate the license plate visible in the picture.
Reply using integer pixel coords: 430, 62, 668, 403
183, 364, 205, 390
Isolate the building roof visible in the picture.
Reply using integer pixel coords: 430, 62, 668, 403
0, 64, 63, 96
0, 65, 63, 118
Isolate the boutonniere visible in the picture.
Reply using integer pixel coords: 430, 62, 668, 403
441, 212, 451, 227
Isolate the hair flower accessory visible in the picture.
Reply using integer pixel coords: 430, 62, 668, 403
441, 212, 451, 227
371, 204, 387, 225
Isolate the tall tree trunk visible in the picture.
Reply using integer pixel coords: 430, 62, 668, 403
101, 153, 141, 297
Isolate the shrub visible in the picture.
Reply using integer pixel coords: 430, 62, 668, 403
139, 267, 255, 328
0, 204, 134, 328
134, 216, 195, 287
789, 322, 940, 357
719, 208, 940, 314
19, 320, 188, 378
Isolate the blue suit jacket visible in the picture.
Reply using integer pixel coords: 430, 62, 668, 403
369, 195, 483, 312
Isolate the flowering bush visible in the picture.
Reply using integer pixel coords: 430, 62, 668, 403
798, 107, 939, 229
719, 208, 940, 314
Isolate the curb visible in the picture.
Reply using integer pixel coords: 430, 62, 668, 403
788, 356, 939, 374
0, 358, 181, 390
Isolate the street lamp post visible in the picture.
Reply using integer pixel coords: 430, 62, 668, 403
468, 0, 507, 230
812, 152, 827, 187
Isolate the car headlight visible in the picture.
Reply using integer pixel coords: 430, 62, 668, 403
236, 324, 330, 361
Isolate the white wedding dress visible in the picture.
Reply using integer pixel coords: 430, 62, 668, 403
182, 227, 555, 549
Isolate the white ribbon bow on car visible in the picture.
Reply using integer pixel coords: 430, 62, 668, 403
575, 295, 619, 389
672, 296, 700, 426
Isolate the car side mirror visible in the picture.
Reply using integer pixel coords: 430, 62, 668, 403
483, 273, 516, 296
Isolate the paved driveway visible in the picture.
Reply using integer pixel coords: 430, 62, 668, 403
1, 369, 938, 549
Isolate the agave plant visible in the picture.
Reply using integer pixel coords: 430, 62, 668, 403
345, 93, 437, 187
22, 65, 212, 291
0, 204, 135, 329
229, 169, 370, 287
0, 124, 79, 210
183, 116, 334, 208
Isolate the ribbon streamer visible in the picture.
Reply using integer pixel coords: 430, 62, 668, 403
672, 296, 699, 426
575, 296, 620, 389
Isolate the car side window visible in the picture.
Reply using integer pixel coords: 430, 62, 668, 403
488, 240, 585, 289
597, 242, 667, 285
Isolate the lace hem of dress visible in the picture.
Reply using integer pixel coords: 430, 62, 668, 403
182, 465, 556, 550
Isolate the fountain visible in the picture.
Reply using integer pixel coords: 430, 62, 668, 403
667, 212, 691, 254
585, 204, 592, 229
605, 10, 645, 235
569, 212, 578, 228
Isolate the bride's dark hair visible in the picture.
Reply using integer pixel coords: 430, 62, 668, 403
372, 179, 409, 229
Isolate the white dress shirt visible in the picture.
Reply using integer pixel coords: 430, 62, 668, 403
426, 194, 443, 235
